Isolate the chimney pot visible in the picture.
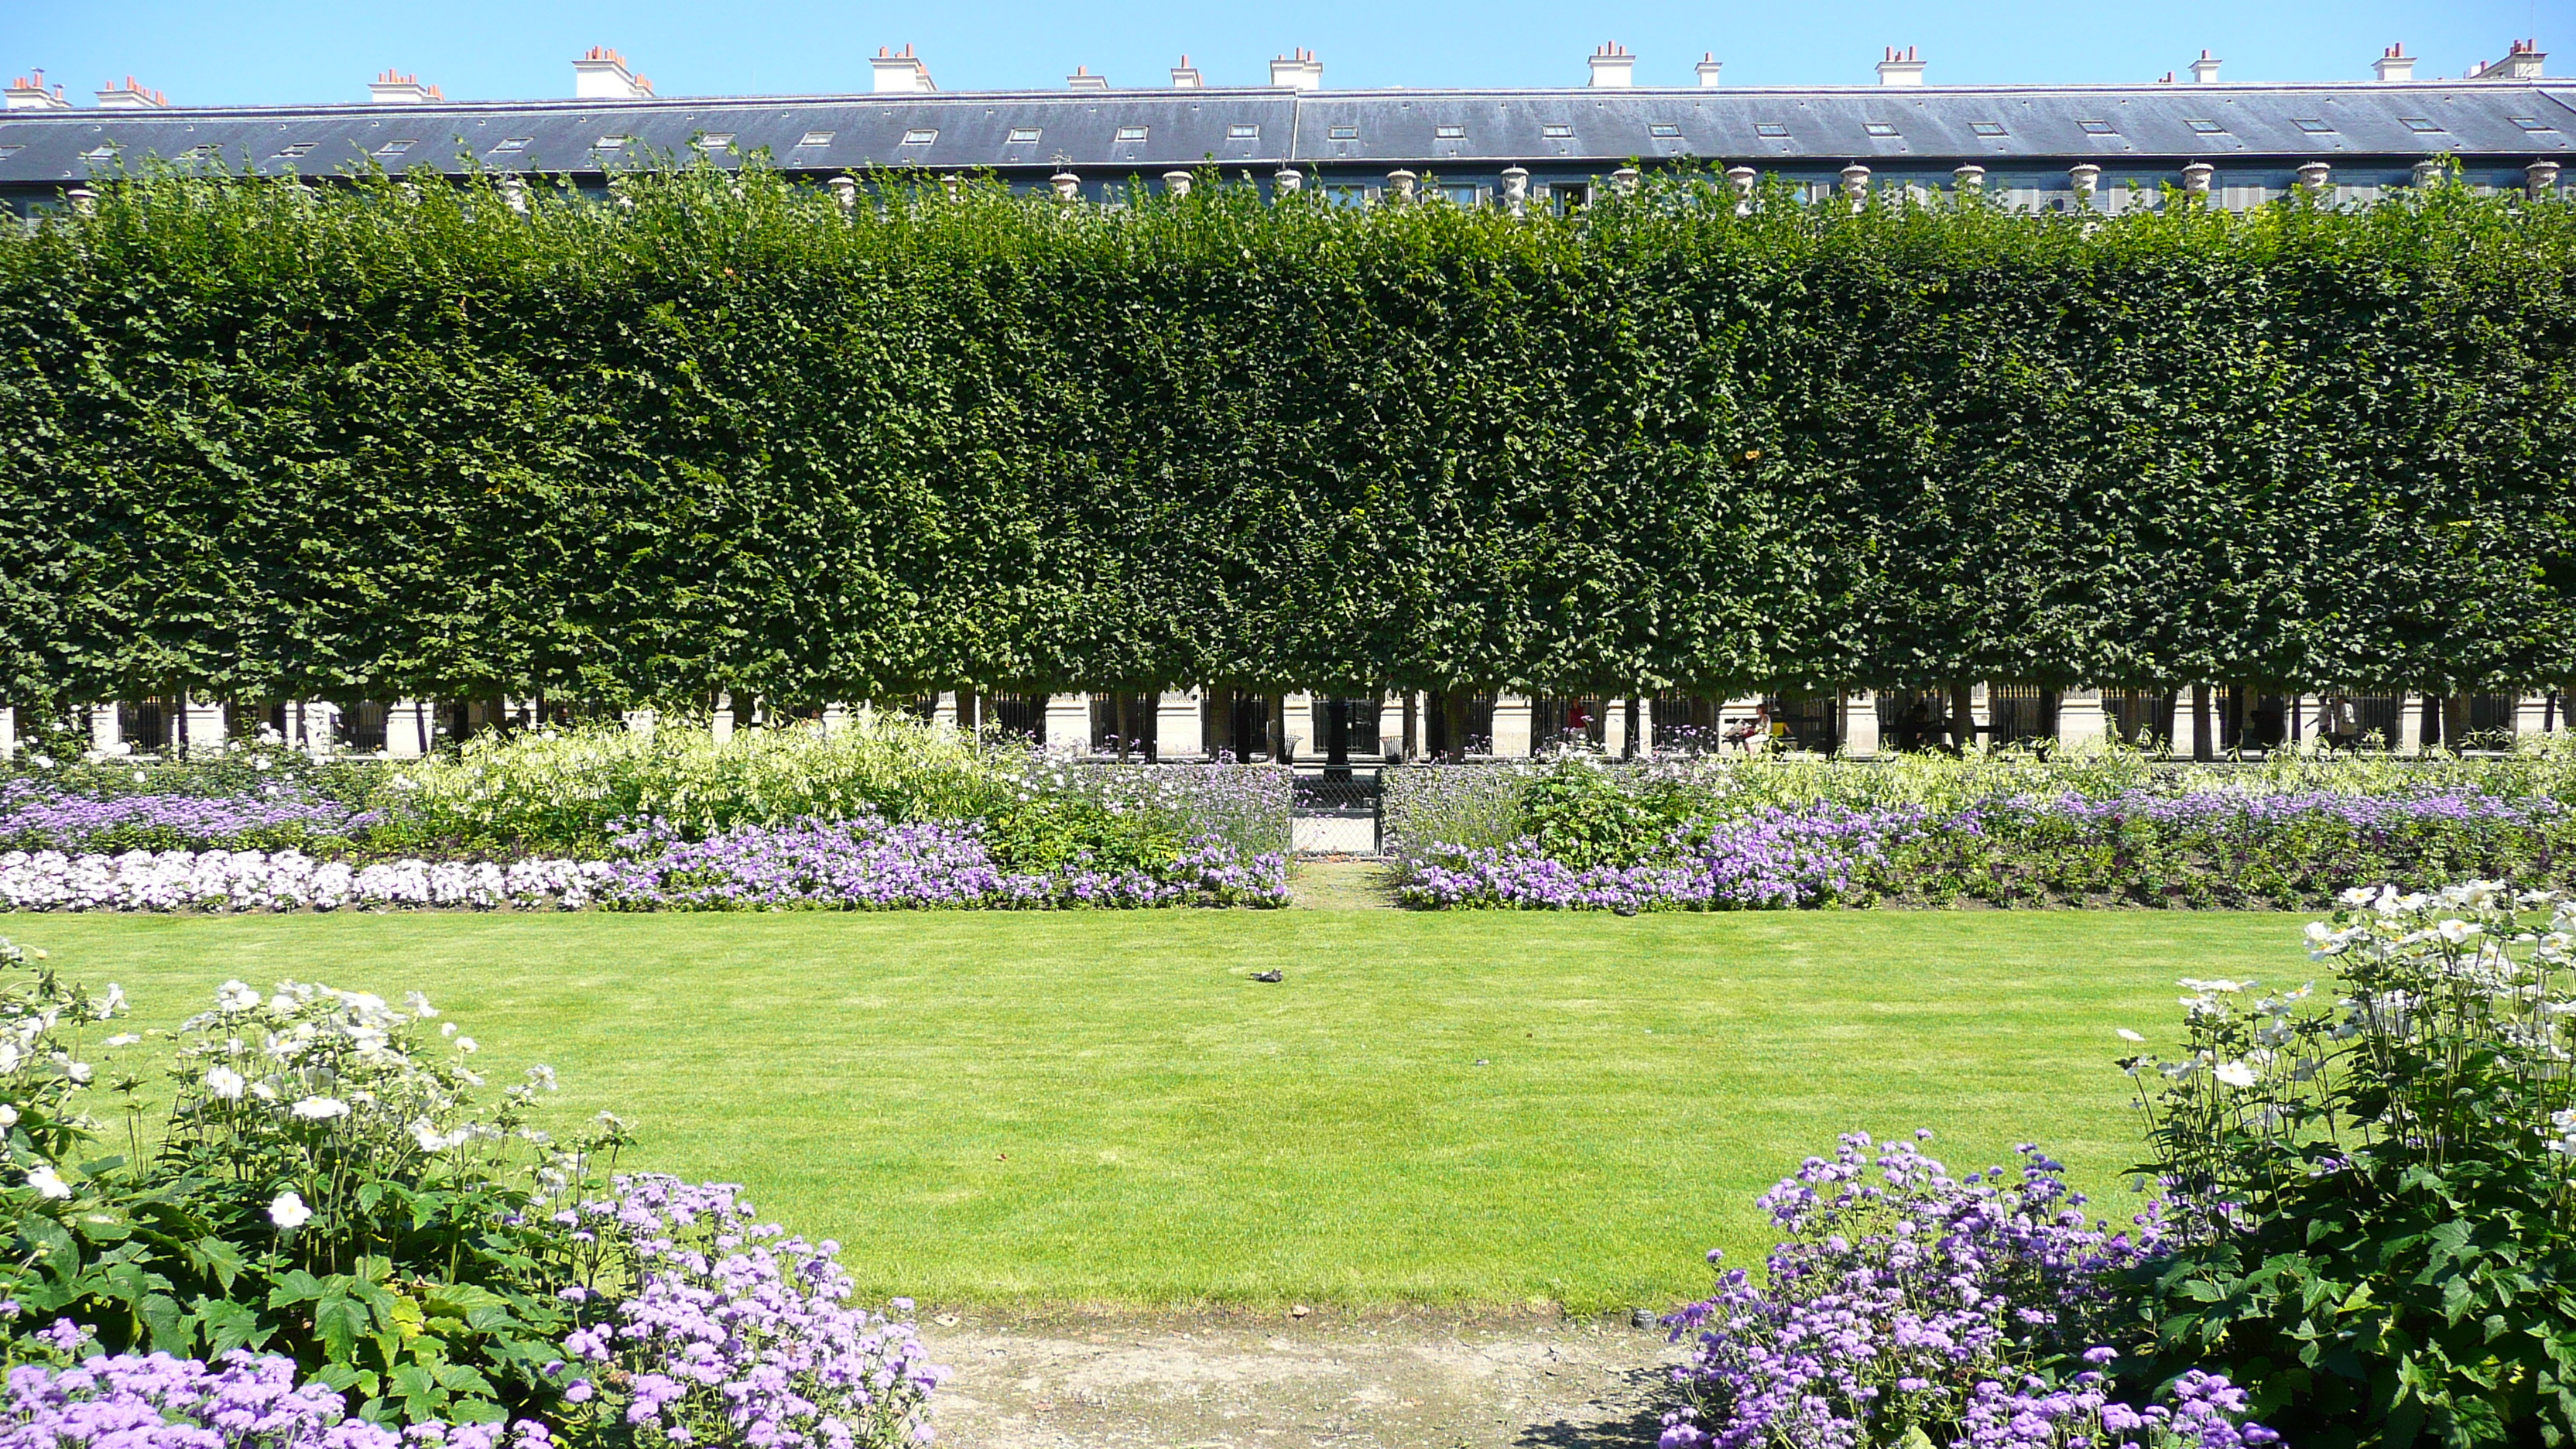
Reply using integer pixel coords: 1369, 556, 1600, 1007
4, 68, 73, 110
872, 45, 935, 93
1696, 53, 1725, 87
574, 46, 653, 99
1875, 46, 1927, 86
1171, 54, 1202, 87
2374, 43, 2414, 82
1067, 65, 1109, 91
1269, 50, 1324, 90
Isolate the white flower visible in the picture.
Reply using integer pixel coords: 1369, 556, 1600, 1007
94, 985, 125, 1018
289, 1096, 350, 1120
454, 1037, 478, 1055
440, 1023, 458, 1038
204, 1067, 246, 1100
0, 1105, 16, 1127
216, 981, 261, 1013
101, 1034, 139, 1048
2215, 1061, 2259, 1090
2115, 1029, 2145, 1043
63, 1064, 90, 1085
405, 992, 439, 1019
24, 1166, 70, 1200
2437, 918, 2483, 945
268, 1191, 312, 1229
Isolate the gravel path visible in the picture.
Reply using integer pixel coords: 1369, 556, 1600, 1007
920, 1308, 1684, 1448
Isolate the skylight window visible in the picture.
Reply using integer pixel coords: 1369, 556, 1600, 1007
1969, 121, 2007, 137
2078, 119, 2118, 135
1862, 121, 1899, 137
375, 139, 414, 156
593, 135, 630, 151
2399, 117, 2443, 133
274, 142, 316, 158
1754, 122, 1790, 138
1114, 125, 1148, 142
1434, 125, 1465, 139
0, 146, 22, 160
180, 143, 223, 159
900, 128, 937, 145
1540, 123, 1574, 139
1006, 127, 1043, 144
2291, 118, 2333, 134
79, 145, 115, 162
2511, 116, 2557, 132
489, 137, 530, 154
795, 130, 834, 148
1648, 123, 1683, 138
697, 132, 735, 151
2185, 119, 2225, 134
1328, 125, 1358, 140
1226, 123, 1258, 139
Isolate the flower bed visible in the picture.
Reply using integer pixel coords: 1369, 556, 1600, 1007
1399, 785, 2576, 910
0, 779, 385, 855
0, 816, 1287, 913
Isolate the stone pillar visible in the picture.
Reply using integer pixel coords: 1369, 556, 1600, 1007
0, 707, 14, 759
933, 691, 960, 728
176, 694, 224, 755
1489, 694, 1533, 759
1156, 690, 1203, 761
2394, 693, 2426, 755
622, 709, 656, 737
1603, 698, 1629, 757
820, 702, 851, 732
1842, 690, 1879, 759
1042, 694, 1089, 752
1283, 691, 1316, 760
385, 701, 434, 758
2513, 694, 2549, 740
90, 704, 119, 755
711, 693, 735, 743
2178, 687, 2210, 760
2056, 688, 2108, 752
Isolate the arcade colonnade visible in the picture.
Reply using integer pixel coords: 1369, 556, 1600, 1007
15, 684, 2568, 760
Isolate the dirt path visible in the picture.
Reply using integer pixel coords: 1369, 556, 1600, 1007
920, 1308, 1684, 1448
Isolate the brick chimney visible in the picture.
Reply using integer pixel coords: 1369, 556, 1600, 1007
1270, 49, 1323, 90
95, 76, 167, 109
2470, 39, 2546, 80
2373, 43, 2413, 82
1696, 53, 1725, 87
871, 45, 933, 94
1876, 46, 1924, 86
1065, 65, 1109, 91
369, 69, 443, 104
574, 47, 653, 99
4, 70, 70, 109
1170, 55, 1202, 88
2188, 50, 2221, 84
1588, 42, 1635, 87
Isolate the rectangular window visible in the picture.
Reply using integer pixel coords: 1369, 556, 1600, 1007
1754, 122, 1790, 138
2292, 118, 2333, 134
1862, 121, 1899, 137
2078, 119, 2117, 135
1325, 183, 1369, 207
1434, 125, 1464, 139
795, 130, 834, 147
1969, 121, 2007, 137
1648, 123, 1682, 138
1114, 125, 1148, 142
0, 145, 22, 159
1225, 123, 1258, 139
900, 128, 937, 145
1328, 125, 1358, 140
1541, 122, 1574, 139
1550, 181, 1589, 212
375, 139, 415, 156
274, 141, 316, 158
80, 145, 115, 162
2185, 119, 2225, 134
2398, 117, 2442, 132
2511, 116, 2556, 132
489, 137, 530, 154
180, 143, 222, 159
1006, 126, 1042, 144
1437, 183, 1478, 205
594, 135, 629, 151
698, 132, 736, 151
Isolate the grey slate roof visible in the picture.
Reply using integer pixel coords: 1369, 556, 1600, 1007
2, 82, 2571, 187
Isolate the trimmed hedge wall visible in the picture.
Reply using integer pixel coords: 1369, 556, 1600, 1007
2, 164, 2571, 709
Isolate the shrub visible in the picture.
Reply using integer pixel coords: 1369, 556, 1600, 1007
0, 1345, 555, 1449
2117, 882, 2576, 1447
1659, 1131, 2270, 1449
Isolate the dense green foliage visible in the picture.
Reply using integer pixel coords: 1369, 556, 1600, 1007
2, 165, 2572, 710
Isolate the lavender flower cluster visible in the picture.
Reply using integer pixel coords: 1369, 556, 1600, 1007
0, 1347, 553, 1449
0, 818, 1288, 913
1660, 1132, 2271, 1449
0, 779, 383, 854
0, 850, 613, 912
601, 816, 1289, 909
560, 1174, 945, 1449
1399, 805, 1933, 909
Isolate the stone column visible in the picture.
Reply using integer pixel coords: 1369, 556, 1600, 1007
385, 701, 435, 758
1603, 698, 1629, 757
1283, 691, 1316, 760
1156, 690, 1203, 761
622, 709, 656, 737
820, 702, 851, 732
711, 693, 735, 743
1841, 690, 1879, 759
0, 707, 14, 759
933, 691, 960, 728
91, 704, 121, 755
2177, 687, 2210, 759
2056, 688, 2108, 752
1042, 694, 1090, 753
1489, 695, 1533, 759
176, 694, 225, 755
2394, 693, 2426, 755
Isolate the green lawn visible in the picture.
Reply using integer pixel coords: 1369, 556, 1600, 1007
0, 909, 2300, 1314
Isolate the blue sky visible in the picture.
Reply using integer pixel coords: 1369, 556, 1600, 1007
2, 0, 2564, 106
